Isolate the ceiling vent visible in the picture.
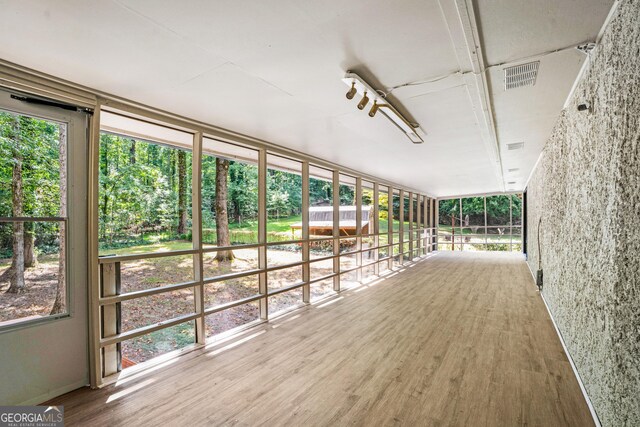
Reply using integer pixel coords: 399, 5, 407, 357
507, 168, 520, 173
507, 142, 524, 151
507, 181, 517, 185
504, 61, 539, 90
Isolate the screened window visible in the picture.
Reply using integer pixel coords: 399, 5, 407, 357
0, 110, 69, 327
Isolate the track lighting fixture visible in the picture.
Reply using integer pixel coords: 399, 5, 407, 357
357, 91, 369, 110
368, 101, 380, 117
342, 71, 424, 144
346, 82, 357, 100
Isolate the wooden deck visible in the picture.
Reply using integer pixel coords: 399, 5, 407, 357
50, 251, 593, 426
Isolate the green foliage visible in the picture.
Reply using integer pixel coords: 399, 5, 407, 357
309, 176, 332, 205
0, 112, 62, 257
339, 183, 355, 205
267, 168, 302, 219
99, 134, 193, 247
439, 195, 518, 227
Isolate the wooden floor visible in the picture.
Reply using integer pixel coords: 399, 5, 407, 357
51, 252, 593, 426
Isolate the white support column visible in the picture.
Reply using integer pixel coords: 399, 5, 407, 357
373, 183, 379, 276
258, 149, 268, 319
355, 177, 362, 282
399, 190, 404, 265
459, 198, 463, 251
302, 161, 310, 303
509, 195, 513, 251
332, 170, 340, 292
88, 105, 102, 387
484, 196, 488, 247
409, 192, 415, 261
388, 186, 393, 270
428, 197, 432, 253
424, 197, 430, 254
192, 132, 205, 345
416, 194, 422, 257
434, 198, 438, 251
408, 192, 414, 261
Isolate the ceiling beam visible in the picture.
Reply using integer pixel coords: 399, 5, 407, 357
438, 0, 505, 192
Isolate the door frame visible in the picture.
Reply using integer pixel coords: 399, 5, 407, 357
0, 88, 91, 404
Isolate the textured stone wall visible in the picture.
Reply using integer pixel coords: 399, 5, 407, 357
526, 1, 640, 426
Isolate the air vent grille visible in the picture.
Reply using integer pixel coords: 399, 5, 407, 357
504, 61, 539, 90
507, 142, 524, 151
507, 168, 520, 173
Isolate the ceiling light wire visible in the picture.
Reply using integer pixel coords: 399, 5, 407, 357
386, 41, 595, 94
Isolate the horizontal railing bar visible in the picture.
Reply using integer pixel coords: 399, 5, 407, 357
361, 259, 379, 269
99, 249, 197, 264
100, 313, 199, 347
0, 216, 66, 222
265, 239, 305, 247
203, 268, 263, 284
360, 233, 378, 238
99, 280, 199, 305
437, 225, 521, 229
339, 248, 360, 257
267, 281, 307, 296
309, 236, 335, 242
265, 260, 305, 272
309, 272, 338, 285
340, 265, 360, 275
309, 254, 338, 263
202, 242, 263, 253
204, 293, 264, 315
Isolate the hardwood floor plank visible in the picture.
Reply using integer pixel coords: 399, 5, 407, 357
49, 251, 593, 426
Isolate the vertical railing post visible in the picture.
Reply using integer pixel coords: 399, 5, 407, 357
459, 198, 463, 251
408, 192, 414, 261
388, 186, 393, 270
484, 196, 488, 248
373, 183, 379, 276
434, 198, 439, 251
100, 261, 120, 377
332, 170, 340, 292
192, 132, 205, 345
510, 195, 513, 252
302, 161, 310, 303
398, 190, 404, 265
426, 196, 430, 254
258, 149, 268, 319
355, 177, 362, 282
416, 194, 422, 257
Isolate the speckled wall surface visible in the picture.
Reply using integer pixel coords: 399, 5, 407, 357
525, 1, 639, 425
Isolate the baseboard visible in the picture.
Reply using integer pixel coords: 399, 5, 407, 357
526, 263, 602, 427
17, 378, 89, 406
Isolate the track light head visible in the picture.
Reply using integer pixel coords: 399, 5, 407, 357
368, 101, 379, 117
357, 92, 369, 110
346, 82, 357, 100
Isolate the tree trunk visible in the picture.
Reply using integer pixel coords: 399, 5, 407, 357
177, 150, 188, 235
7, 116, 25, 293
100, 140, 108, 240
51, 124, 67, 314
215, 158, 234, 261
23, 224, 37, 268
129, 139, 136, 164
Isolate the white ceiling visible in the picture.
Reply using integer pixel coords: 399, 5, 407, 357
0, 0, 614, 196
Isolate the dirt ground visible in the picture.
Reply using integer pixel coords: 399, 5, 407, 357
0, 255, 61, 323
